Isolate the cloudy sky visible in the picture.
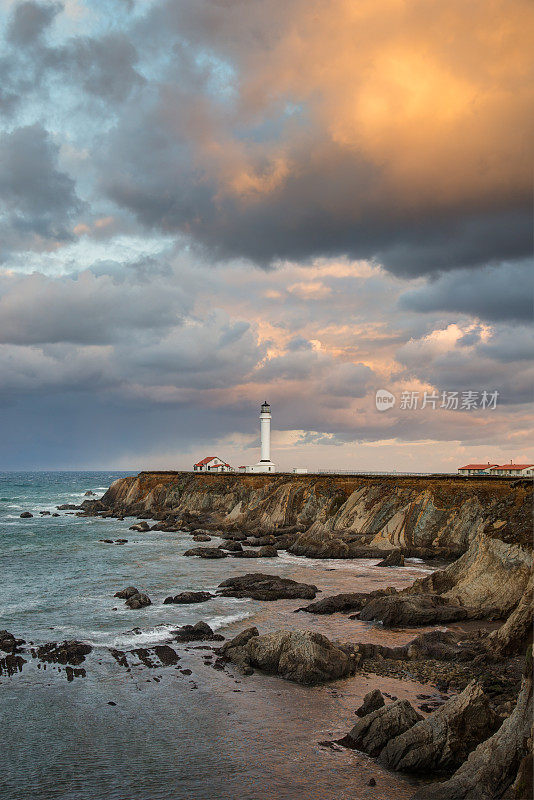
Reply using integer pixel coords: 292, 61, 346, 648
0, 0, 532, 471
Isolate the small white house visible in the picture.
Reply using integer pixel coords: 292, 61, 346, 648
193, 456, 233, 473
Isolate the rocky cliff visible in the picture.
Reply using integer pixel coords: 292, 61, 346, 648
93, 471, 532, 557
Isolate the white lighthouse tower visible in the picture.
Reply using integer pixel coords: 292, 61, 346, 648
260, 401, 272, 464
241, 401, 276, 473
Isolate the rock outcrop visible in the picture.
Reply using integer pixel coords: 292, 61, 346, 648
356, 689, 385, 717
376, 550, 405, 567
163, 591, 214, 604
217, 573, 318, 601
114, 586, 152, 609
220, 628, 357, 684
413, 653, 533, 800
381, 681, 499, 772
340, 700, 422, 756
359, 593, 482, 627
184, 547, 227, 559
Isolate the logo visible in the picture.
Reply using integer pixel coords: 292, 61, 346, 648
375, 389, 396, 411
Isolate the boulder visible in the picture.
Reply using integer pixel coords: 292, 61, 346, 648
192, 534, 212, 542
56, 504, 80, 510
129, 521, 150, 532
0, 630, 25, 653
258, 546, 278, 557
381, 681, 499, 772
217, 573, 318, 601
359, 594, 480, 627
19, 512, 33, 518
356, 689, 386, 717
232, 549, 261, 558
340, 700, 422, 757
376, 550, 405, 567
163, 591, 214, 605
114, 586, 140, 599
220, 541, 243, 552
173, 621, 224, 642
221, 628, 357, 685
184, 547, 227, 559
125, 593, 152, 609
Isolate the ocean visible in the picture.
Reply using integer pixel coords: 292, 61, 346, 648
1, 471, 434, 800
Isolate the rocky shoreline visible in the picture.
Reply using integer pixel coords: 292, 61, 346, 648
6, 471, 533, 799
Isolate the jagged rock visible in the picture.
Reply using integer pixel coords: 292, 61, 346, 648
0, 630, 25, 653
232, 549, 261, 558
37, 640, 92, 665
359, 594, 481, 627
488, 572, 533, 656
356, 689, 385, 717
220, 541, 243, 552
56, 504, 80, 510
172, 621, 224, 642
289, 530, 366, 559
381, 681, 499, 772
114, 586, 140, 599
408, 533, 531, 617
217, 573, 318, 601
218, 627, 260, 655
192, 534, 212, 542
405, 630, 479, 662
221, 628, 356, 685
132, 645, 180, 667
84, 490, 96, 496
125, 593, 151, 609
40, 511, 51, 515
258, 545, 278, 557
129, 521, 150, 532
297, 588, 396, 614
163, 591, 214, 605
340, 700, 422, 756
184, 547, 227, 559
19, 511, 33, 518
376, 550, 405, 567
413, 655, 533, 800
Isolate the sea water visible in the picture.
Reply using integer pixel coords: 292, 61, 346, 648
1, 472, 435, 800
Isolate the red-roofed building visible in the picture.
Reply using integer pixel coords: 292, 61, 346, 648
458, 463, 498, 475
458, 462, 533, 476
193, 456, 233, 473
489, 463, 534, 476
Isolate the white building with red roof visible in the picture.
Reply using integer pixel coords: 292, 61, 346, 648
193, 456, 233, 473
489, 463, 534, 476
458, 461, 533, 476
458, 462, 499, 475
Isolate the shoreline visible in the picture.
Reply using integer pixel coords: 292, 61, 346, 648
2, 471, 532, 800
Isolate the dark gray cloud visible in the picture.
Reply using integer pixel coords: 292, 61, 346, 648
44, 33, 146, 103
0, 270, 189, 345
7, 0, 62, 45
0, 124, 82, 254
400, 261, 533, 322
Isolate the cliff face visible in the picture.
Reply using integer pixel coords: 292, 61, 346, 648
97, 472, 532, 556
